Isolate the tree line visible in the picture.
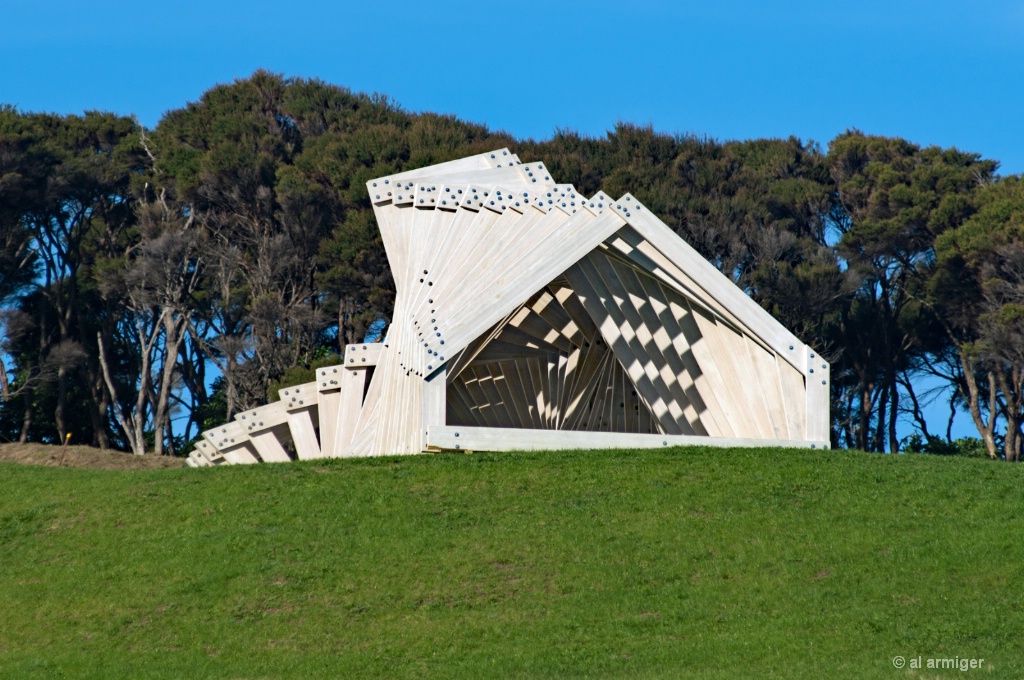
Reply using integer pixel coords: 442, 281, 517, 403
2, 71, 1022, 459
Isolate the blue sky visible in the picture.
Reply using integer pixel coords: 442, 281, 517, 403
3, 0, 1022, 173
2, 0, 1020, 440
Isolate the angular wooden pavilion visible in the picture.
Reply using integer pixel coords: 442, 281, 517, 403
189, 149, 830, 466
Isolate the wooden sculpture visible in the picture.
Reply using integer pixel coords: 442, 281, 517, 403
188, 149, 829, 466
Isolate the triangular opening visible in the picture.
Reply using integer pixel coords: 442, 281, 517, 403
445, 274, 662, 433
442, 222, 811, 442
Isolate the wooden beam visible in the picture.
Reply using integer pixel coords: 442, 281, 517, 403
426, 426, 828, 452
279, 382, 322, 458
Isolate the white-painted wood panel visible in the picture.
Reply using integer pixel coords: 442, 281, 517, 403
427, 426, 828, 452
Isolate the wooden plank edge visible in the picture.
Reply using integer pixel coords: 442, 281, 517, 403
425, 426, 829, 452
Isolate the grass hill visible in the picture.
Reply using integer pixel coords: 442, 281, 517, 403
1, 446, 1021, 678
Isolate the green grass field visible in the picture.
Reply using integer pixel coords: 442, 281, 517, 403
1, 447, 1021, 679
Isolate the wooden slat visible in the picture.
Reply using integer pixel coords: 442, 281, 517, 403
511, 359, 544, 429
529, 289, 585, 348
548, 281, 599, 342
496, 324, 565, 354
635, 274, 728, 437
202, 421, 252, 454
366, 148, 517, 202
476, 365, 517, 428
421, 366, 447, 450
220, 445, 261, 465
447, 307, 521, 382
507, 306, 575, 353
279, 382, 323, 458
193, 440, 224, 465
712, 316, 777, 439
249, 426, 293, 463
471, 340, 549, 365
421, 208, 627, 373
426, 426, 828, 452
805, 347, 831, 445
611, 197, 812, 373
688, 303, 773, 439
344, 343, 384, 368
779, 359, 807, 442
489, 361, 531, 429
458, 367, 502, 428
446, 382, 478, 427
526, 355, 549, 429
605, 231, 755, 350
335, 367, 369, 454
317, 370, 343, 456
597, 254, 708, 435
747, 340, 789, 440
561, 336, 610, 429
565, 254, 693, 435
201, 422, 260, 464
343, 395, 379, 458
667, 297, 742, 438
286, 407, 321, 459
